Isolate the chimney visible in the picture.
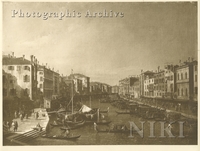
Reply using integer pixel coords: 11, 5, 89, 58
188, 57, 190, 62
46, 63, 48, 68
30, 55, 33, 63
158, 66, 160, 72
23, 55, 25, 60
12, 52, 14, 57
52, 68, 54, 71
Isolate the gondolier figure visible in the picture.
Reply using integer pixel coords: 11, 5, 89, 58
53, 120, 57, 125
65, 115, 69, 121
94, 122, 97, 131
64, 129, 70, 137
36, 123, 42, 131
167, 123, 173, 133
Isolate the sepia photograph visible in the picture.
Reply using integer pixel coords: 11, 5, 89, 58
1, 1, 198, 147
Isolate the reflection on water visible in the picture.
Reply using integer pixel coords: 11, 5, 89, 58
30, 100, 197, 145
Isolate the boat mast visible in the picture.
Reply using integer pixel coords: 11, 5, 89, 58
71, 69, 73, 114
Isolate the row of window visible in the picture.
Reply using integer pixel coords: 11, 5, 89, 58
144, 79, 154, 83
4, 75, 30, 83
155, 73, 165, 77
177, 72, 188, 80
8, 66, 30, 71
145, 92, 168, 97
3, 88, 30, 96
177, 88, 188, 96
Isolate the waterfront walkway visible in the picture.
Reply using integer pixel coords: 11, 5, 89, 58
127, 98, 197, 120
5, 108, 49, 145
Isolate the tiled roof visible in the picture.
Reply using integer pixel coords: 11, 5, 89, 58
3, 57, 31, 65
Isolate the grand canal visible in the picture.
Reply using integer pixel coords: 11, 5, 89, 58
29, 99, 197, 145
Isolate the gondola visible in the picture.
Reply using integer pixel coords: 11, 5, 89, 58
99, 110, 109, 113
41, 134, 81, 140
94, 124, 136, 134
85, 120, 111, 125
96, 121, 112, 125
96, 128, 130, 133
65, 120, 84, 126
99, 107, 109, 113
60, 120, 85, 130
115, 111, 130, 114
50, 123, 63, 127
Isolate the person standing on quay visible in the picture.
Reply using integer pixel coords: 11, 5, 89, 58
6, 121, 10, 131
25, 113, 28, 119
20, 113, 23, 121
14, 111, 18, 119
14, 121, 18, 132
12, 121, 15, 132
35, 112, 39, 119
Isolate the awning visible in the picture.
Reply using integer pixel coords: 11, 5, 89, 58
79, 105, 92, 113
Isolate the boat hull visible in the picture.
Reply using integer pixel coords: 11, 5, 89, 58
41, 135, 81, 140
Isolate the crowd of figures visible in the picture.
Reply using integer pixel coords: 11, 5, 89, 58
3, 108, 43, 135
3, 120, 18, 132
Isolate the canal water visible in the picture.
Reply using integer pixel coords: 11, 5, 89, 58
30, 99, 197, 145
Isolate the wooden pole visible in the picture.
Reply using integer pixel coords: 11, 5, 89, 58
71, 69, 74, 114
97, 108, 99, 122
90, 95, 91, 108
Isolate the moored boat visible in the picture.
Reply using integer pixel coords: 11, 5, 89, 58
65, 119, 84, 126
60, 120, 85, 130
99, 107, 109, 113
96, 128, 130, 133
99, 110, 109, 113
96, 121, 112, 125
94, 123, 136, 134
115, 110, 130, 114
41, 134, 81, 140
50, 123, 63, 127
85, 120, 111, 125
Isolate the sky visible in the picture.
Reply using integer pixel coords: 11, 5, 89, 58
3, 2, 197, 86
